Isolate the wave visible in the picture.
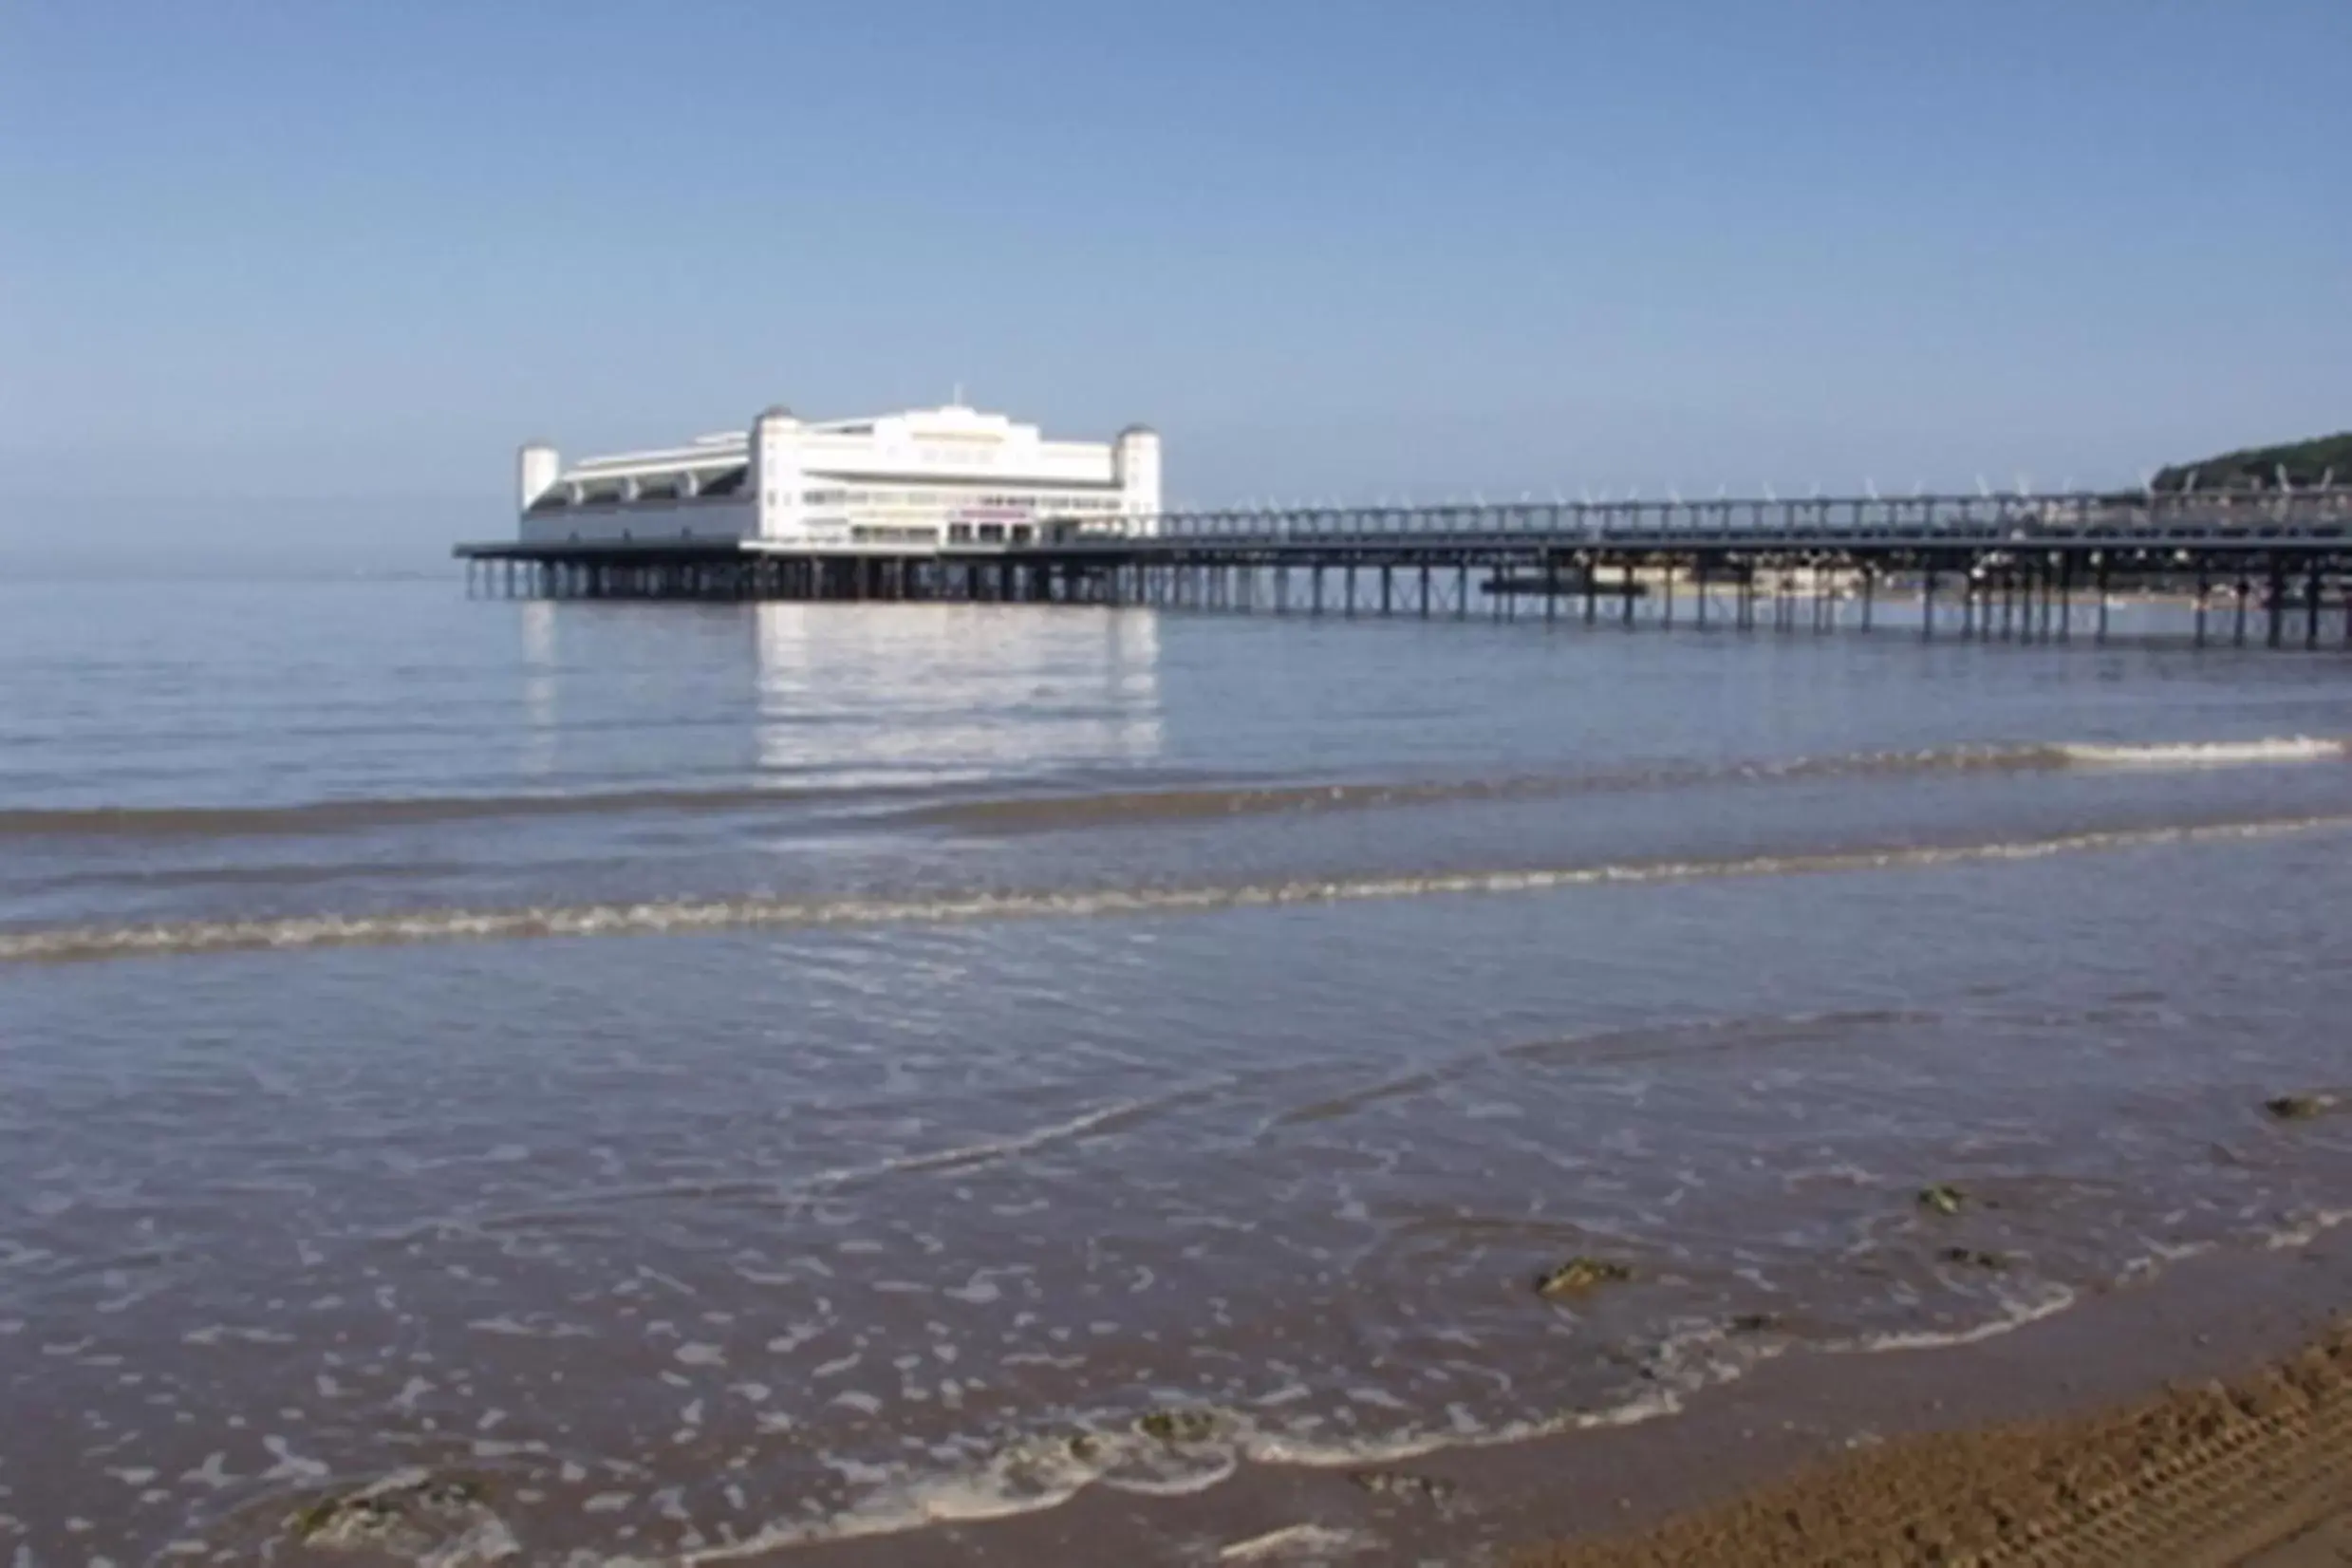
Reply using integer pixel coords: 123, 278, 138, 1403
2056, 737, 2346, 769
0, 784, 875, 840
1832, 1283, 2080, 1353
1270, 1006, 1937, 1130
421, 1088, 1228, 1239
907, 734, 2349, 832
845, 1092, 1213, 1182
8, 733, 2337, 844
2261, 1206, 2352, 1252
5, 812, 2345, 966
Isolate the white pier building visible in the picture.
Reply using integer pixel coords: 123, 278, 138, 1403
514, 403, 1160, 552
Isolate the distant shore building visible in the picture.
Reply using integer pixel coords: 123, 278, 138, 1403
516, 403, 1161, 552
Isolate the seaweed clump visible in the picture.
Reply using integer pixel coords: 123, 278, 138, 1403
1536, 1257, 1634, 1297
1136, 1407, 1222, 1445
1939, 1246, 2008, 1271
1916, 1184, 1969, 1217
289, 1475, 498, 1557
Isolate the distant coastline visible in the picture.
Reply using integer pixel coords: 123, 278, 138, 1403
2153, 430, 2350, 492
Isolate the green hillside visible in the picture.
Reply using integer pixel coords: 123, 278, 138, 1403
2152, 432, 2352, 492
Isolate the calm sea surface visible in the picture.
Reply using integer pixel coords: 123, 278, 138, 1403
5, 577, 2351, 1564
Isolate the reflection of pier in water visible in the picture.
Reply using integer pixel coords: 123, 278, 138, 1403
466, 487, 2352, 649
747, 605, 1162, 783
512, 600, 1163, 789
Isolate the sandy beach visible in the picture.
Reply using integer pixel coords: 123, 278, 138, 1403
1522, 1307, 2352, 1568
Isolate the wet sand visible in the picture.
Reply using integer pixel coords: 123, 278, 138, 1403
769, 1229, 2352, 1566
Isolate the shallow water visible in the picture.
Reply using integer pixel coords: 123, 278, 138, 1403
4, 579, 2351, 1563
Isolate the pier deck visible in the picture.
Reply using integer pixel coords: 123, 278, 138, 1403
457, 488, 2352, 649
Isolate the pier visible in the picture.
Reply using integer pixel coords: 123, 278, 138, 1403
458, 487, 2352, 649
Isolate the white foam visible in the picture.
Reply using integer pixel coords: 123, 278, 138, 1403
1836, 1283, 2078, 1353
1240, 1376, 1701, 1471
849, 1096, 1165, 1181
1218, 1523, 1377, 1561
420, 1519, 522, 1568
675, 1441, 1101, 1561
2262, 1207, 2352, 1251
258, 1434, 327, 1482
2059, 737, 2345, 769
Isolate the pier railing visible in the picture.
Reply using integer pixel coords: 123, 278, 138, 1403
1074, 489, 2352, 551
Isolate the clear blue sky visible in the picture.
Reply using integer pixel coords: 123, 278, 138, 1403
3, 1, 2345, 570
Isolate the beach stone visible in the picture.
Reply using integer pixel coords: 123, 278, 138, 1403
1535, 1258, 1634, 1297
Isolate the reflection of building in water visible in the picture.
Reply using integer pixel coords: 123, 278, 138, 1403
516, 601, 562, 778
750, 605, 1163, 785
517, 403, 1161, 552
